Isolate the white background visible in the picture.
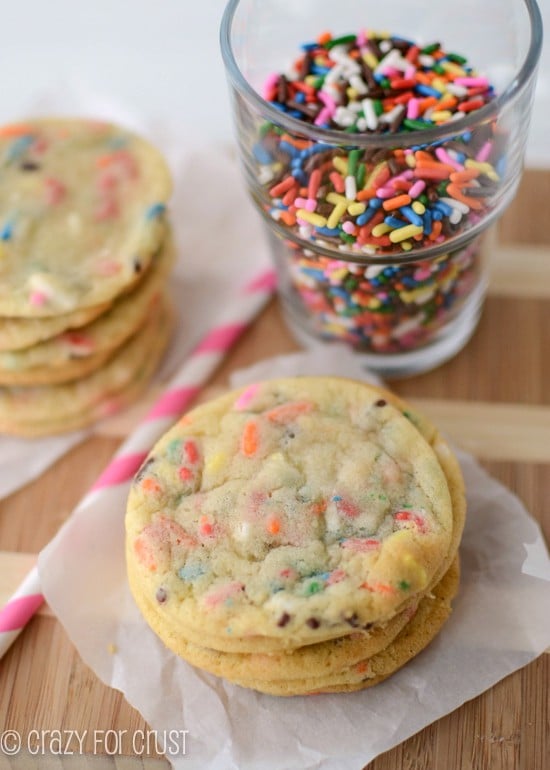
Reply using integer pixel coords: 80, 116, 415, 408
1, 0, 548, 166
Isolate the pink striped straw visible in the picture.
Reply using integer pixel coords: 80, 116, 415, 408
0, 267, 276, 659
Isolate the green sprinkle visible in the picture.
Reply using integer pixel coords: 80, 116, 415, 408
418, 194, 430, 206
373, 99, 384, 117
421, 42, 441, 55
348, 149, 361, 177
339, 232, 356, 244
437, 181, 449, 196
325, 34, 357, 49
356, 162, 366, 189
398, 580, 411, 591
312, 76, 325, 89
344, 125, 359, 133
448, 52, 467, 65
306, 581, 322, 595
433, 63, 446, 75
404, 119, 431, 131
379, 77, 391, 90
259, 122, 273, 139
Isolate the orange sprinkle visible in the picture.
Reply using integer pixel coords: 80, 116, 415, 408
317, 31, 332, 45
383, 194, 411, 212
436, 96, 458, 111
360, 581, 397, 595
133, 539, 156, 572
280, 134, 311, 151
279, 210, 297, 227
241, 420, 259, 457
141, 477, 161, 493
450, 169, 480, 184
418, 96, 438, 112
265, 400, 313, 423
447, 183, 484, 211
0, 123, 33, 138
429, 220, 443, 240
266, 516, 281, 535
356, 188, 376, 201
356, 661, 369, 674
309, 500, 327, 517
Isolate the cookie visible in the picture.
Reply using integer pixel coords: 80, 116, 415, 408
0, 298, 172, 436
0, 303, 109, 353
0, 231, 175, 385
0, 118, 171, 317
229, 556, 460, 695
126, 377, 458, 654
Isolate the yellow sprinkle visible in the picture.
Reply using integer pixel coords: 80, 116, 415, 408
372, 223, 392, 237
347, 202, 366, 216
362, 51, 378, 69
432, 78, 448, 94
400, 240, 413, 251
441, 61, 466, 77
326, 192, 348, 206
331, 268, 348, 282
405, 154, 416, 169
305, 75, 317, 86
332, 157, 348, 175
389, 224, 423, 243
327, 202, 348, 229
347, 87, 358, 101
411, 201, 426, 215
431, 110, 453, 122
205, 451, 227, 475
465, 159, 500, 181
107, 643, 117, 655
296, 210, 327, 227
401, 553, 428, 589
368, 298, 381, 309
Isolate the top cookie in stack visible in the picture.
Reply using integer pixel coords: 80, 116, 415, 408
0, 118, 174, 436
126, 376, 466, 696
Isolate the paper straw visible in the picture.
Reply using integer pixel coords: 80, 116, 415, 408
0, 267, 276, 659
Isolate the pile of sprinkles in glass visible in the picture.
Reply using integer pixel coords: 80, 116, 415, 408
255, 30, 503, 256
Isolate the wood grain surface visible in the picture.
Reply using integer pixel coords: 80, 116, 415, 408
0, 169, 548, 770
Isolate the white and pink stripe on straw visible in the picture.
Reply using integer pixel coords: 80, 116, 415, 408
0, 267, 276, 659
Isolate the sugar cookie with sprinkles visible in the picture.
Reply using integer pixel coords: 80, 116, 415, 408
126, 376, 465, 694
0, 297, 172, 437
0, 231, 175, 386
0, 118, 171, 317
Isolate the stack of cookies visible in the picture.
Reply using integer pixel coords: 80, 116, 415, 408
0, 118, 174, 436
126, 376, 466, 696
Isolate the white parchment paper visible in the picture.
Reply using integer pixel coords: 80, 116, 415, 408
39, 350, 550, 770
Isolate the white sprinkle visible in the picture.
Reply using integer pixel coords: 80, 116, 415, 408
362, 98, 378, 130
356, 117, 368, 131
345, 175, 357, 201
349, 74, 368, 95
380, 40, 392, 53
418, 54, 435, 67
379, 104, 404, 124
334, 107, 356, 127
446, 83, 468, 97
441, 196, 470, 214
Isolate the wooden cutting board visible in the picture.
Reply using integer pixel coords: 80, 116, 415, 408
0, 169, 548, 770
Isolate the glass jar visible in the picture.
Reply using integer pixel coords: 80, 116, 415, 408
220, 0, 542, 377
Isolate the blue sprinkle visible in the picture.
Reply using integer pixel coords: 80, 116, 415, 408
315, 226, 341, 237
356, 208, 377, 226
400, 206, 424, 227
145, 203, 166, 220
295, 92, 305, 104
301, 42, 319, 52
433, 200, 453, 217
178, 564, 206, 582
454, 152, 467, 163
252, 143, 273, 165
431, 209, 443, 221
462, 131, 472, 142
368, 198, 383, 210
422, 210, 433, 235
270, 101, 287, 112
279, 141, 299, 158
415, 84, 442, 99
289, 110, 304, 119
301, 267, 327, 279
311, 65, 330, 75
0, 220, 14, 241
373, 73, 386, 84
384, 216, 405, 229
6, 135, 33, 162
332, 495, 342, 502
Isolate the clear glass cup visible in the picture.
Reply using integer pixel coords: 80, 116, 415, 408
220, 0, 542, 377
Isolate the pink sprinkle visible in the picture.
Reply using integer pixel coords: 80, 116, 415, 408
476, 141, 493, 163
326, 569, 347, 585
357, 30, 367, 47
394, 510, 428, 534
376, 186, 395, 199
335, 498, 360, 518
44, 177, 66, 206
455, 76, 489, 87
407, 98, 420, 120
314, 107, 331, 126
413, 267, 432, 281
263, 73, 280, 100
203, 581, 244, 608
95, 258, 122, 276
435, 147, 463, 172
342, 221, 356, 235
29, 291, 48, 307
234, 383, 260, 411
404, 65, 416, 80
318, 91, 336, 111
341, 538, 380, 552
408, 180, 426, 199
383, 66, 400, 78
